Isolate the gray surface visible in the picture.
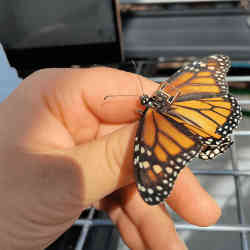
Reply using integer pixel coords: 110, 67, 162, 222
122, 9, 250, 59
0, 1, 116, 49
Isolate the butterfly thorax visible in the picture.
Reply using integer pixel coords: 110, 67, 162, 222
140, 89, 176, 113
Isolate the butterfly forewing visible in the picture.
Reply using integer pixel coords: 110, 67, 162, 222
162, 54, 230, 101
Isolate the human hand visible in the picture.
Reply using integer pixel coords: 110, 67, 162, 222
0, 67, 221, 250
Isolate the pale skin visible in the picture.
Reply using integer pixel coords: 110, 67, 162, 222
0, 67, 221, 250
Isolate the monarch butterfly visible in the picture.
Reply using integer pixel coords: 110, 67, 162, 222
134, 54, 242, 205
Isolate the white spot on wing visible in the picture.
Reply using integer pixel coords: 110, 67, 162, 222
143, 161, 150, 169
166, 167, 173, 174
135, 144, 139, 152
148, 188, 154, 194
147, 150, 152, 156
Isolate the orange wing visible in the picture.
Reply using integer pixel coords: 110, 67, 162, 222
134, 54, 242, 206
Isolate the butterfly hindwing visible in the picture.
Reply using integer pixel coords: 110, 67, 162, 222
198, 94, 242, 159
168, 94, 242, 159
199, 136, 233, 160
134, 108, 202, 205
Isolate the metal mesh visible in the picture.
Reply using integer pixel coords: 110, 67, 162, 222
71, 66, 250, 249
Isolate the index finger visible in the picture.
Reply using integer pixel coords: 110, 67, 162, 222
78, 66, 156, 123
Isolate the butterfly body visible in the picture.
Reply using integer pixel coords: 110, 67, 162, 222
134, 54, 242, 205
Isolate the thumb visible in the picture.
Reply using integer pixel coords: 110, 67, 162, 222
68, 122, 137, 207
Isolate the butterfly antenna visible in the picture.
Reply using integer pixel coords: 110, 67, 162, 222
104, 94, 138, 101
133, 60, 146, 96
135, 75, 145, 97
104, 61, 143, 101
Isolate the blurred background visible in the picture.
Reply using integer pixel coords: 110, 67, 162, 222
0, 0, 250, 249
